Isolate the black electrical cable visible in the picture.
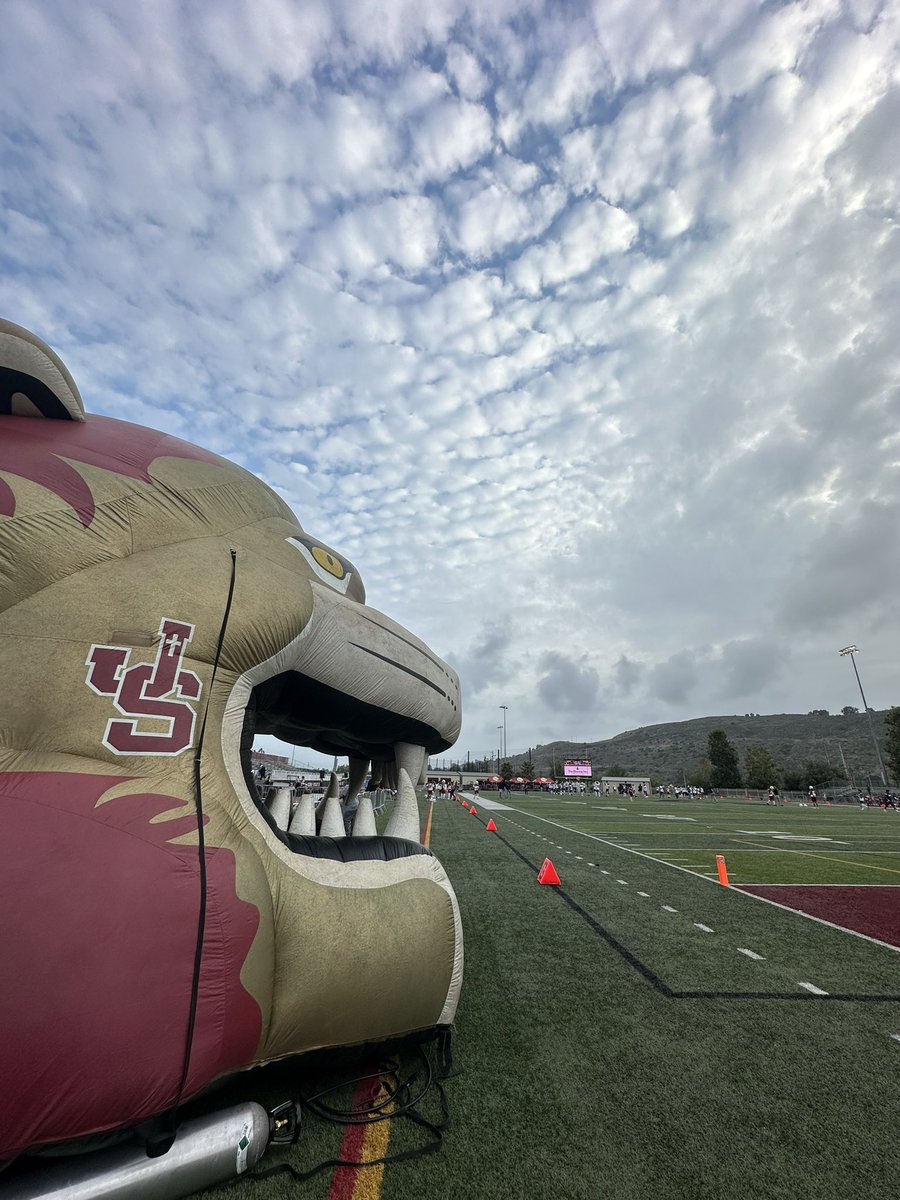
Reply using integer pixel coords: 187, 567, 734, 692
302, 1046, 434, 1125
203, 1036, 455, 1194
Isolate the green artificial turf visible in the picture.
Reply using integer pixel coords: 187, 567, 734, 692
191, 794, 900, 1200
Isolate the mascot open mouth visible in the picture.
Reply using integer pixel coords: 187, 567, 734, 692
230, 578, 461, 846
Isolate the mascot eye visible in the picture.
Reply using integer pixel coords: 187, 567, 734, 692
286, 535, 364, 601
311, 546, 344, 578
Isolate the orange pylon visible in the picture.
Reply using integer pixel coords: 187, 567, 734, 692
716, 854, 729, 886
461, 800, 468, 808
470, 806, 477, 816
485, 818, 497, 831
537, 858, 561, 885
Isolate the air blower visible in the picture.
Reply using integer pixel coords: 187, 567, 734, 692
6, 1101, 299, 1200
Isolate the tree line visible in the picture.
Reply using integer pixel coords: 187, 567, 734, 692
446, 709, 900, 790
702, 708, 900, 790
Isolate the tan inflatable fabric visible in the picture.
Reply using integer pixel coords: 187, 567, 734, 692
0, 319, 463, 1158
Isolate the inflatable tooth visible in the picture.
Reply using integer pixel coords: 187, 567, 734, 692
0, 319, 463, 1160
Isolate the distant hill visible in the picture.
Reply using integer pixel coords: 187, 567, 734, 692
513, 711, 891, 787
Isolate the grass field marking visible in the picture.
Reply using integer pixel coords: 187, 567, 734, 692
601, 870, 610, 875
461, 811, 900, 1007
662, 905, 678, 913
798, 982, 829, 995
501, 805, 717, 885
770, 836, 849, 844
694, 923, 714, 933
741, 840, 900, 876
637, 891, 650, 897
732, 888, 900, 954
737, 948, 765, 961
500, 803, 900, 953
616, 879, 628, 885
891, 1034, 900, 1043
641, 815, 697, 821
749, 882, 900, 887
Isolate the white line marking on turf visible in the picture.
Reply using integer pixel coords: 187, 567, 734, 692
662, 905, 678, 912
798, 981, 828, 995
502, 805, 900, 954
642, 815, 697, 821
637, 891, 650, 897
601, 870, 610, 875
694, 923, 714, 933
737, 948, 765, 960
890, 1034, 900, 1043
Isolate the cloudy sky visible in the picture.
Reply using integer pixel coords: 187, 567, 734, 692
2, 0, 898, 768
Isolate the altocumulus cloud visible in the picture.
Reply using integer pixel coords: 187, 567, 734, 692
0, 0, 898, 767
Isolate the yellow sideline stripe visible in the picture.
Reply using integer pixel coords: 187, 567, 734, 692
421, 799, 435, 848
352, 1100, 393, 1200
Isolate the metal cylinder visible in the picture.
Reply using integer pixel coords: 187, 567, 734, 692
6, 1104, 270, 1200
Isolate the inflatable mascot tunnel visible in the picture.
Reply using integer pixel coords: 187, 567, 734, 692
0, 319, 463, 1160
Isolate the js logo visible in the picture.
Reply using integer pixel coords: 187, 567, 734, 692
85, 618, 202, 756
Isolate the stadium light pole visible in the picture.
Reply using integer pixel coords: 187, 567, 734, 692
839, 645, 886, 786
500, 705, 508, 760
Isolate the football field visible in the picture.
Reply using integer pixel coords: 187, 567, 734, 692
201, 790, 900, 1200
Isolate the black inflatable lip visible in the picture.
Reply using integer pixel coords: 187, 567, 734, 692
250, 669, 453, 761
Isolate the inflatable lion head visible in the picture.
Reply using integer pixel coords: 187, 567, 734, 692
0, 319, 463, 1158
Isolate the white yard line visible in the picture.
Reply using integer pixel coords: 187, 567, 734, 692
661, 905, 678, 913
616, 879, 628, 885
637, 891, 650, 897
798, 981, 829, 995
737, 948, 765, 960
694, 923, 714, 933
499, 804, 900, 953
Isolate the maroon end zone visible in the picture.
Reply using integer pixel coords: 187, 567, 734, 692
737, 885, 900, 948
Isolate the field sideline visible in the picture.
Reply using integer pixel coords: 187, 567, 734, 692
197, 792, 900, 1199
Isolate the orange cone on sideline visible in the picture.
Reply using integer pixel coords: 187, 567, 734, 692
485, 818, 497, 831
716, 854, 729, 886
470, 806, 478, 816
537, 858, 561, 885
461, 800, 468, 808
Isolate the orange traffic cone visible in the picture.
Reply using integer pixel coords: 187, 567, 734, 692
537, 858, 561, 885
461, 800, 468, 808
485, 818, 497, 831
470, 806, 477, 816
715, 854, 729, 886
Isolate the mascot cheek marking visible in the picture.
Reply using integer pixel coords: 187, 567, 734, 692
0, 772, 261, 1157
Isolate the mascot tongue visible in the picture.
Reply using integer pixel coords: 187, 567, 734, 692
0, 319, 463, 1160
